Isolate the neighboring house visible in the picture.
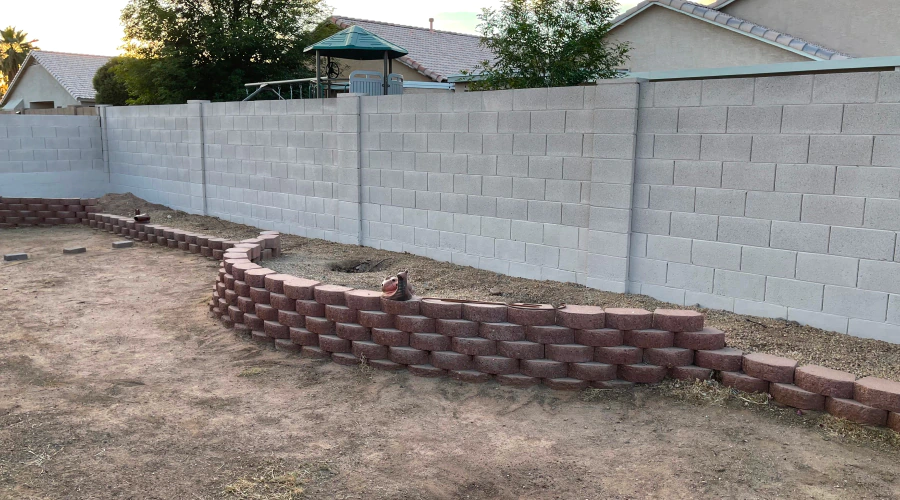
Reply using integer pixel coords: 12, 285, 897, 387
606, 0, 900, 73
1, 51, 111, 110
330, 17, 493, 92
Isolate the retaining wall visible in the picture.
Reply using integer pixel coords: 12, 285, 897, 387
3, 71, 900, 341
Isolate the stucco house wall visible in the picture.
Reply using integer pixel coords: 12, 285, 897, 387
721, 0, 900, 58
4, 63, 81, 109
607, 6, 809, 73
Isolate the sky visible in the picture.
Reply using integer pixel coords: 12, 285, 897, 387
1, 0, 707, 57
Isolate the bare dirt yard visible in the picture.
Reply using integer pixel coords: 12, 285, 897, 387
1, 226, 899, 499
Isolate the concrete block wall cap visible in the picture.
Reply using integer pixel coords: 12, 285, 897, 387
597, 77, 647, 85
794, 365, 856, 399
854, 377, 900, 413
742, 352, 798, 384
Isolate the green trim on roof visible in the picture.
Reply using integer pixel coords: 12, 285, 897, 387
304, 25, 408, 60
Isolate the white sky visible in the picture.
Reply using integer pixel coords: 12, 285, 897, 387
1, 0, 707, 56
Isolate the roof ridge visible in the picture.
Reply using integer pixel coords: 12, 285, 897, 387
331, 16, 482, 39
32, 49, 114, 59
611, 0, 853, 61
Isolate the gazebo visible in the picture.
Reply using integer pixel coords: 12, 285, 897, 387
303, 25, 409, 97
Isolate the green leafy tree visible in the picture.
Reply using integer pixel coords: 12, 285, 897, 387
93, 57, 131, 106
469, 0, 629, 91
0, 26, 39, 97
119, 0, 335, 103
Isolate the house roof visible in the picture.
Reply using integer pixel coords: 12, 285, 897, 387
305, 25, 408, 60
1, 50, 112, 106
611, 0, 852, 61
331, 17, 494, 82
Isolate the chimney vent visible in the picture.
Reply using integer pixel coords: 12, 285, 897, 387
429, 18, 434, 32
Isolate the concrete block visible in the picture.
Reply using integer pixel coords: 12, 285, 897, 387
808, 135, 873, 166
543, 224, 579, 249
631, 209, 671, 236
3, 253, 27, 261
498, 111, 531, 133
670, 212, 717, 241
766, 277, 824, 311
694, 188, 745, 216
483, 176, 512, 198
787, 309, 849, 334
775, 164, 835, 194
634, 159, 674, 185
594, 82, 639, 109
587, 206, 627, 232
813, 72, 879, 104
653, 80, 701, 107
465, 234, 495, 257
796, 252, 859, 287
717, 216, 770, 247
630, 257, 667, 285
770, 221, 830, 253
781, 104, 843, 134
678, 107, 727, 133
726, 106, 782, 134
495, 239, 526, 262
525, 243, 560, 267
674, 160, 722, 188
565, 109, 594, 133
630, 232, 648, 257
890, 295, 900, 325
800, 195, 865, 227
692, 240, 741, 271
530, 110, 566, 134
635, 134, 654, 159
653, 134, 700, 160
864, 199, 900, 231
527, 200, 561, 224
513, 134, 547, 156
632, 184, 650, 208
734, 299, 787, 320
547, 134, 583, 157
594, 109, 637, 134
741, 246, 796, 279
858, 260, 900, 294
699, 134, 752, 161
755, 75, 813, 104
824, 286, 888, 322
497, 198, 528, 221
512, 178, 545, 200
589, 182, 631, 208
835, 166, 900, 198
829, 227, 896, 261
722, 162, 775, 191
872, 135, 900, 167
593, 134, 636, 160
63, 247, 87, 255
714, 269, 766, 301
684, 291, 735, 311
548, 86, 585, 109
842, 103, 900, 134
637, 108, 677, 134
483, 89, 514, 111
647, 235, 692, 264
513, 88, 548, 111
483, 134, 513, 155
529, 156, 563, 179
112, 241, 134, 249
640, 284, 686, 305
745, 191, 801, 222
847, 319, 900, 343
751, 135, 809, 163
648, 185, 695, 212
701, 78, 754, 106
666, 262, 714, 293
468, 112, 498, 134
511, 220, 544, 244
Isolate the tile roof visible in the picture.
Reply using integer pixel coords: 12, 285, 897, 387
2, 50, 112, 105
611, 0, 852, 61
331, 17, 494, 82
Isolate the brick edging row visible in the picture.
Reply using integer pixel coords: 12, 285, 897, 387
3, 196, 897, 433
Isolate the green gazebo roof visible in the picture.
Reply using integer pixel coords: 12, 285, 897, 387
304, 25, 409, 60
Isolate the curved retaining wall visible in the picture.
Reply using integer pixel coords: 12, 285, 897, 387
3, 199, 897, 433
209, 253, 900, 433
0, 196, 100, 227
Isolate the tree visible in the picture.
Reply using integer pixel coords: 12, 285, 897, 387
118, 0, 334, 103
0, 27, 39, 97
469, 0, 629, 91
93, 58, 131, 106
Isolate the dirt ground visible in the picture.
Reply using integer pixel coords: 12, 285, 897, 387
1, 226, 899, 499
98, 193, 900, 382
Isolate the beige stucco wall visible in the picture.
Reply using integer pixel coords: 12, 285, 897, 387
607, 5, 808, 73
4, 62, 79, 109
722, 0, 900, 58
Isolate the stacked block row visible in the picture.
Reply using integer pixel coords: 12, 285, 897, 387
81, 212, 281, 261
0, 196, 99, 228
206, 256, 895, 433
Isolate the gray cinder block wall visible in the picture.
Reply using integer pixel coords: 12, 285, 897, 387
3, 71, 900, 343
0, 115, 107, 197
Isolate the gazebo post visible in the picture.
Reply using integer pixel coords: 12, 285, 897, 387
383, 51, 389, 95
315, 50, 321, 98
326, 56, 332, 98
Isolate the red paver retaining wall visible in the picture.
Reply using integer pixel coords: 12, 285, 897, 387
4, 197, 898, 433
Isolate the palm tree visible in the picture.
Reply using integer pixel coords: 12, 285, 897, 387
0, 27, 39, 91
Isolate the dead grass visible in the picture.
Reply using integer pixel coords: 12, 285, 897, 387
818, 415, 900, 451
355, 357, 375, 383
238, 367, 266, 378
222, 461, 336, 500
